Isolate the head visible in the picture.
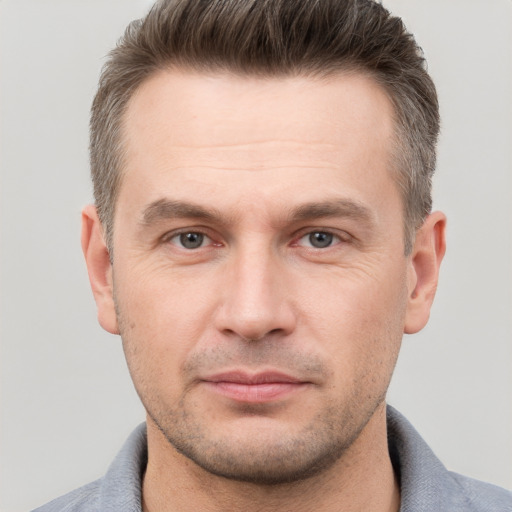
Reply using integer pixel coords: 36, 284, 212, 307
83, 0, 446, 487
90, 0, 439, 256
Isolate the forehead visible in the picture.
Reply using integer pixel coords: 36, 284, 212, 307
118, 69, 398, 219
123, 69, 394, 164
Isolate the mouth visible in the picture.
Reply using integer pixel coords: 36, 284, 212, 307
201, 371, 310, 403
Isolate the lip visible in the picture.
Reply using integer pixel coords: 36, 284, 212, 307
201, 371, 309, 403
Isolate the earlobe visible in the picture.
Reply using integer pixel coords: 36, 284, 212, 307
81, 205, 119, 335
404, 211, 447, 334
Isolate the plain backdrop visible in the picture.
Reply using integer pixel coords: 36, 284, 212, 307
1, 1, 511, 510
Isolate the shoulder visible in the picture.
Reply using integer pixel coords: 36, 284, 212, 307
447, 471, 512, 511
31, 423, 147, 512
386, 406, 512, 511
31, 479, 101, 512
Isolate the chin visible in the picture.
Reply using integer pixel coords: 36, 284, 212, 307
147, 398, 380, 485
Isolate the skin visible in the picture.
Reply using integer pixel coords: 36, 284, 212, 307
82, 70, 446, 512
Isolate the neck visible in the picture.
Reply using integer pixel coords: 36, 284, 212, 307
142, 403, 400, 512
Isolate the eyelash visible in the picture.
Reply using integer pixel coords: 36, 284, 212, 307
162, 229, 218, 250
162, 227, 350, 251
294, 231, 343, 249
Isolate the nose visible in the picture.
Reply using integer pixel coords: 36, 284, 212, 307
213, 242, 297, 342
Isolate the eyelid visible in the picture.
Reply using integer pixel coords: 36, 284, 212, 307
291, 228, 352, 247
158, 226, 352, 250
161, 227, 220, 247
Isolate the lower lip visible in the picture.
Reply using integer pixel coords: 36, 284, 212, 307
203, 381, 305, 403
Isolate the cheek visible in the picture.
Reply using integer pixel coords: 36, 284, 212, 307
298, 265, 407, 370
114, 269, 216, 392
116, 261, 215, 330
301, 260, 408, 323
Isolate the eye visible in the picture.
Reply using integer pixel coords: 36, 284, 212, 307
169, 231, 211, 249
298, 231, 340, 249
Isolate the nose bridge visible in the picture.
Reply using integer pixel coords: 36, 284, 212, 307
236, 240, 275, 308
216, 236, 295, 341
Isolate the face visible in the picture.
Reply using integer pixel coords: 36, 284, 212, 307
83, 70, 444, 484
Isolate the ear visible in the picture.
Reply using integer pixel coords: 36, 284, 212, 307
404, 211, 446, 334
81, 205, 119, 335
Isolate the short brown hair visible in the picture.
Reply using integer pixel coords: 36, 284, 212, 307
90, 0, 439, 254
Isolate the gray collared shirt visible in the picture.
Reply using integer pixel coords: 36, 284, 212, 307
32, 406, 512, 511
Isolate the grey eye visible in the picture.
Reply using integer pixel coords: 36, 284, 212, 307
174, 232, 207, 249
308, 232, 334, 248
296, 231, 339, 249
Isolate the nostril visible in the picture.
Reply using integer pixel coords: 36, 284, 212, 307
239, 328, 286, 344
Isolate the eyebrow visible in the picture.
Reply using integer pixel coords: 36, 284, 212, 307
141, 199, 222, 225
140, 197, 373, 227
290, 200, 373, 223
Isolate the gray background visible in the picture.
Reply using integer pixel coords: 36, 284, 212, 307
1, 1, 511, 510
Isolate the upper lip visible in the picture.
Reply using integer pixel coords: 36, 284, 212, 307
203, 370, 304, 385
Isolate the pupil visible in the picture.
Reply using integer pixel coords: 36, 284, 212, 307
310, 232, 332, 248
180, 232, 204, 249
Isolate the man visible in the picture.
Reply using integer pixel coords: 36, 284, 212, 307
33, 0, 512, 511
